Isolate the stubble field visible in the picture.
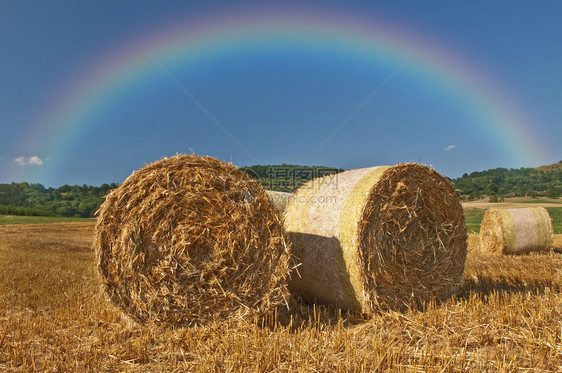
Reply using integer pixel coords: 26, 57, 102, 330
0, 221, 561, 371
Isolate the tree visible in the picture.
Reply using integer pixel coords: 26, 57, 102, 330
486, 183, 499, 196
469, 191, 481, 200
545, 188, 559, 199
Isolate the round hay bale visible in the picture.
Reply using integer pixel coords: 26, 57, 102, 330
284, 163, 467, 313
265, 190, 293, 213
94, 154, 291, 326
480, 207, 553, 255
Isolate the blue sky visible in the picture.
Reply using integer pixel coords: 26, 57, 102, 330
0, 0, 560, 187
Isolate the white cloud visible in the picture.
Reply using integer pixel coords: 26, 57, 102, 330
443, 145, 457, 151
14, 156, 44, 166
28, 156, 44, 165
14, 156, 26, 166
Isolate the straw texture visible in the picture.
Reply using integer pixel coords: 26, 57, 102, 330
284, 163, 467, 313
266, 190, 292, 213
94, 154, 291, 326
480, 207, 553, 255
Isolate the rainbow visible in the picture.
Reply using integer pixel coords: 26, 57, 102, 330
7, 4, 552, 184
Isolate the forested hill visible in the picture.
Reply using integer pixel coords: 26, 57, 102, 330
0, 183, 117, 218
451, 161, 562, 199
0, 165, 342, 218
0, 162, 560, 218
242, 162, 562, 197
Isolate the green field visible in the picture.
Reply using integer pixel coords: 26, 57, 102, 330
463, 208, 486, 233
0, 215, 96, 225
546, 207, 562, 234
519, 198, 562, 204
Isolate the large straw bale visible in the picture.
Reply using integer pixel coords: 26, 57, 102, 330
480, 207, 553, 255
284, 163, 467, 313
94, 154, 291, 326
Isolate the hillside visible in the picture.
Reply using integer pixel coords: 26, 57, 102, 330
243, 162, 562, 197
537, 160, 562, 172
451, 161, 562, 200
0, 183, 116, 218
0, 162, 560, 217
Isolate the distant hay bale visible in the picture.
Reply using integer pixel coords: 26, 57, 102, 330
467, 234, 482, 252
480, 207, 553, 255
94, 154, 291, 326
266, 190, 292, 213
284, 163, 467, 313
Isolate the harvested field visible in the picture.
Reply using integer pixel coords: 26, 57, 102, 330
1, 223, 561, 371
554, 234, 562, 253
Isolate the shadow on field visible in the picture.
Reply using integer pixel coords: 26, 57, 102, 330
270, 300, 365, 332
266, 272, 559, 331
457, 275, 556, 301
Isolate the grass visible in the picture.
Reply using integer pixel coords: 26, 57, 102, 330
0, 215, 95, 225
0, 223, 561, 371
463, 208, 486, 233
547, 207, 562, 234
519, 197, 562, 204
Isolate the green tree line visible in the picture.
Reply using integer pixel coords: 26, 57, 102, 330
0, 182, 117, 218
451, 161, 562, 200
0, 162, 559, 217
